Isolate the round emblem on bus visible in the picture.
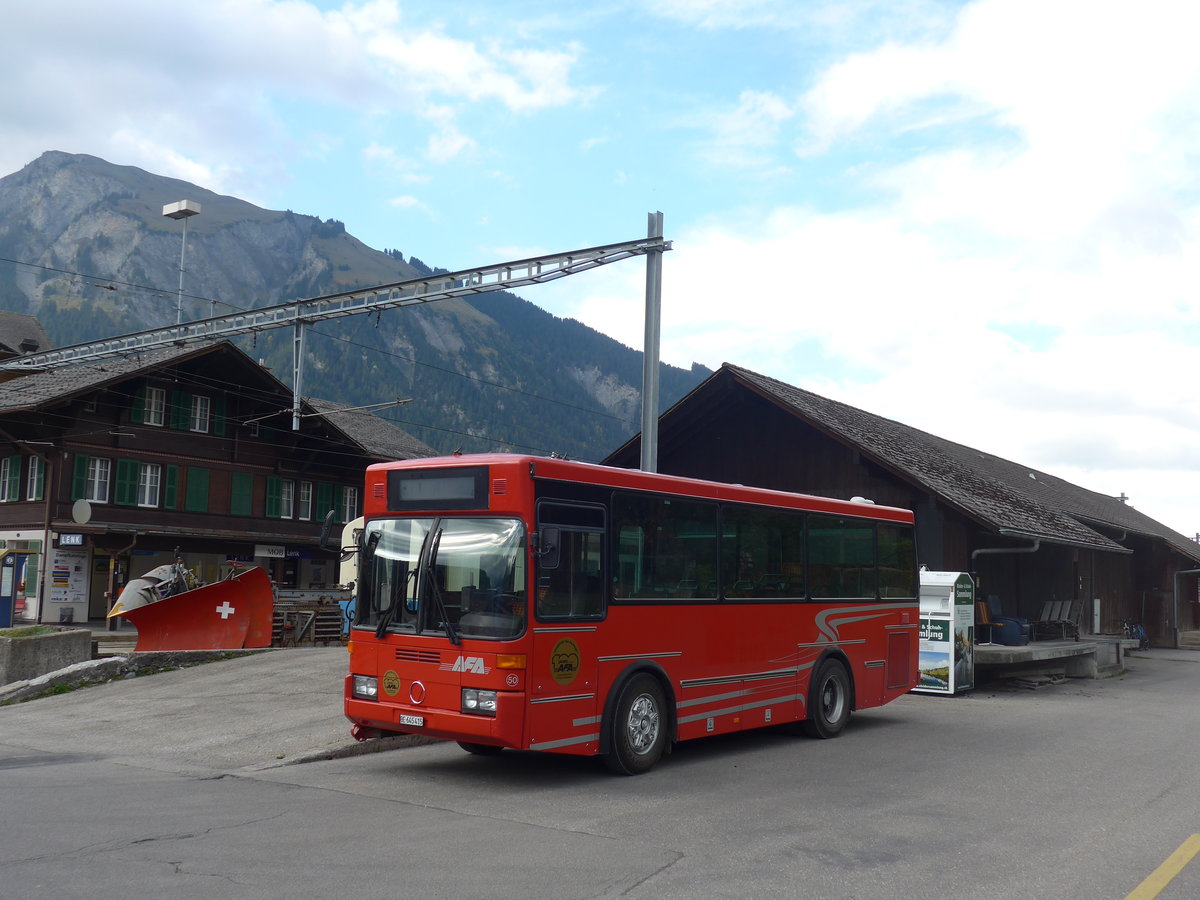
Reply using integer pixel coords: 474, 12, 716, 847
550, 638, 581, 686
409, 680, 426, 704
506, 673, 519, 687
382, 670, 401, 697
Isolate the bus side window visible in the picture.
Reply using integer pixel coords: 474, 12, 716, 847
536, 525, 604, 620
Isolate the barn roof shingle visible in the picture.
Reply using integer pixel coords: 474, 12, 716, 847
725, 364, 1200, 562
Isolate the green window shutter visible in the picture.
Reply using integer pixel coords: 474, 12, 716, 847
114, 459, 139, 506
170, 390, 189, 430
214, 395, 227, 437
265, 476, 281, 518
4, 455, 20, 501
131, 385, 145, 425
164, 465, 179, 510
185, 467, 210, 512
230, 472, 253, 516
315, 483, 333, 522
71, 455, 90, 501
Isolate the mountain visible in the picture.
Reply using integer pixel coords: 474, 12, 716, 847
0, 151, 709, 458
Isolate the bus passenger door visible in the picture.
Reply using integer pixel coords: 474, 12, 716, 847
527, 520, 605, 755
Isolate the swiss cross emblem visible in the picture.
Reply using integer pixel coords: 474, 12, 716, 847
215, 601, 236, 620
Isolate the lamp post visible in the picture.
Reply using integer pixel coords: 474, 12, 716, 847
162, 200, 202, 324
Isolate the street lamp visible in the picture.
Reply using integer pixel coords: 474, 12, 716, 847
162, 199, 202, 324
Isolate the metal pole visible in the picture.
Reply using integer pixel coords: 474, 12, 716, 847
640, 212, 663, 473
292, 319, 305, 431
176, 213, 189, 325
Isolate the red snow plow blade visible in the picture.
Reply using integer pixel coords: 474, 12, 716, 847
109, 567, 274, 652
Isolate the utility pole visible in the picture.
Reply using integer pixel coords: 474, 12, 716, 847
162, 200, 202, 324
640, 211, 664, 473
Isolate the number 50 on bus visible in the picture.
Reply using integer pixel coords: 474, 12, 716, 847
343, 454, 919, 775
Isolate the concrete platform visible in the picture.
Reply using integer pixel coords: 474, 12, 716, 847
974, 635, 1137, 679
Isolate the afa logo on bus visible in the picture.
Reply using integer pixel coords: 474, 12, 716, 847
551, 638, 581, 686
445, 656, 489, 674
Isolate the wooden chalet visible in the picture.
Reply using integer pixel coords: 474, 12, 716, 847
0, 339, 435, 625
605, 363, 1200, 647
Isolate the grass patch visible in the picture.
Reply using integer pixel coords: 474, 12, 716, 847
0, 626, 59, 638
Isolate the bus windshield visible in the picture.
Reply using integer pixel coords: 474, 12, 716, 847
357, 517, 526, 641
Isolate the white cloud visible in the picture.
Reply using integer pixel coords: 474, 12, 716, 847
0, 0, 591, 192
388, 195, 431, 214
694, 90, 794, 169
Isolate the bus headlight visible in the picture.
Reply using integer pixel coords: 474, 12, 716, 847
461, 688, 497, 717
352, 675, 379, 700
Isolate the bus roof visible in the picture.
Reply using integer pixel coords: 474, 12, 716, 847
368, 453, 914, 523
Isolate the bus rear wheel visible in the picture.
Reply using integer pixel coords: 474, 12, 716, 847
605, 674, 668, 775
457, 741, 503, 756
803, 658, 851, 739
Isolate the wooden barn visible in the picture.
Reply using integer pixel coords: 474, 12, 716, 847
605, 364, 1200, 648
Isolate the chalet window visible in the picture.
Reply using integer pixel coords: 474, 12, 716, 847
145, 387, 166, 426
185, 467, 210, 512
266, 477, 295, 519
230, 472, 253, 516
138, 464, 162, 508
340, 486, 359, 524
26, 456, 44, 501
0, 455, 20, 502
190, 396, 211, 433
86, 458, 111, 504
297, 481, 313, 521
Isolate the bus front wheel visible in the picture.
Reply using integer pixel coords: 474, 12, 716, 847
605, 674, 668, 775
803, 658, 851, 739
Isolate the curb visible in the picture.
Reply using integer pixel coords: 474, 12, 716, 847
247, 733, 441, 770
0, 648, 273, 705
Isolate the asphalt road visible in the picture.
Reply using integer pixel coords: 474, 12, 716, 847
2, 647, 1199, 898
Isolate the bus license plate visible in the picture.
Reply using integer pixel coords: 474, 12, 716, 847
399, 714, 424, 727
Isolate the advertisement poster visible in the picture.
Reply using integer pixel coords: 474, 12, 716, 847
49, 547, 90, 604
914, 571, 975, 695
918, 616, 955, 692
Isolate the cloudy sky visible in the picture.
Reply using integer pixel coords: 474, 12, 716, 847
5, 0, 1200, 536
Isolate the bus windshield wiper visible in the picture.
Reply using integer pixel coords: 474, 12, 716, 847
422, 526, 461, 646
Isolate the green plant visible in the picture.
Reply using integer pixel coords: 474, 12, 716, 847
0, 626, 58, 638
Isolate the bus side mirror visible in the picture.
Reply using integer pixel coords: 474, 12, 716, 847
537, 527, 561, 569
318, 510, 339, 552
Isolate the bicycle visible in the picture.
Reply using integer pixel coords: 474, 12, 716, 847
1123, 618, 1150, 650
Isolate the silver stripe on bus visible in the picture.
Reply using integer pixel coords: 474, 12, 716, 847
795, 639, 866, 647
528, 732, 600, 751
529, 693, 596, 705
597, 651, 682, 662
532, 626, 598, 634
885, 623, 919, 630
680, 667, 799, 689
572, 715, 602, 727
677, 687, 755, 708
864, 660, 886, 668
677, 693, 805, 725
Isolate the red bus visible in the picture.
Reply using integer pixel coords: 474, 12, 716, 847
344, 454, 918, 774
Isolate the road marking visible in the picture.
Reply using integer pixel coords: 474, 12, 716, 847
1126, 834, 1200, 900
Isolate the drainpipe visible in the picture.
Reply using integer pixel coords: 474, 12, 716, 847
1172, 568, 1200, 650
970, 538, 1041, 613
970, 538, 1041, 565
107, 533, 140, 632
